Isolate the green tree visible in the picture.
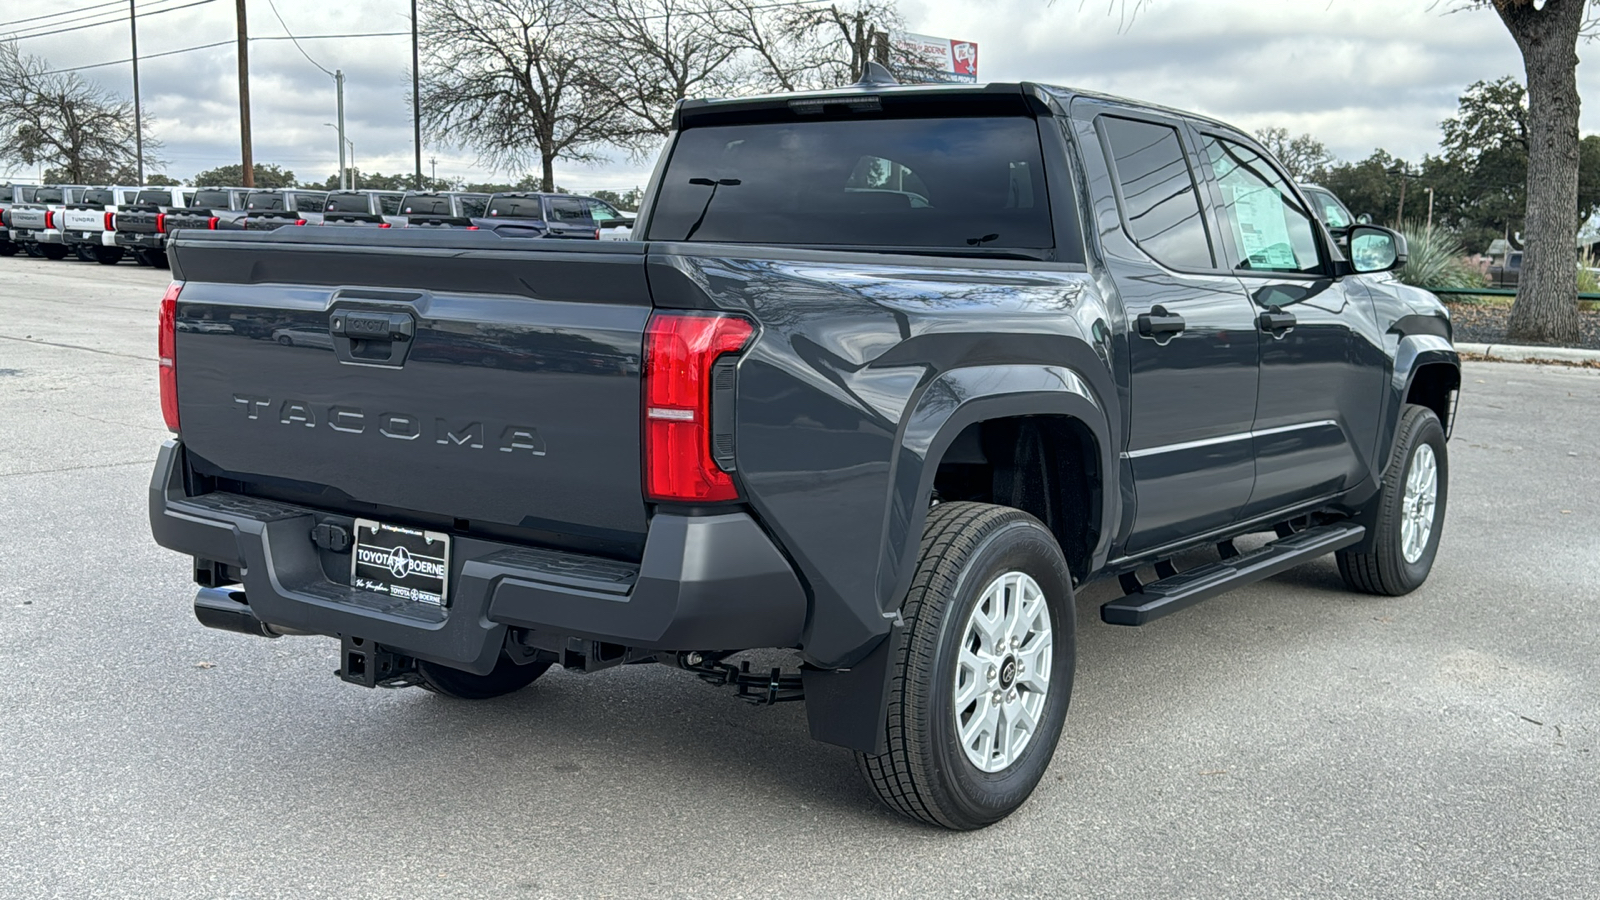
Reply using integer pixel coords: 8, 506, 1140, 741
1319, 150, 1407, 225
191, 163, 297, 188
144, 173, 182, 186
1454, 0, 1588, 344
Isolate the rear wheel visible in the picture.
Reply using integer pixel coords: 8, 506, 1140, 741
94, 247, 124, 265
856, 501, 1075, 830
22, 243, 44, 258
1337, 404, 1448, 595
417, 654, 552, 700
0, 243, 15, 257
39, 245, 68, 260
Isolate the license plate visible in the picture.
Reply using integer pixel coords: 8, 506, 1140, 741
351, 519, 451, 606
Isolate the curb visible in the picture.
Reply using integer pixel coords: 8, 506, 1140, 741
1456, 341, 1600, 365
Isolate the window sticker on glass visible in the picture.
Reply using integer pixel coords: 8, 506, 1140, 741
1202, 136, 1321, 274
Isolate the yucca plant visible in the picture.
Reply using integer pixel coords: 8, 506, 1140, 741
1393, 223, 1487, 292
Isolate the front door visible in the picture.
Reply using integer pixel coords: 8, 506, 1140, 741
1193, 131, 1387, 519
1072, 105, 1261, 557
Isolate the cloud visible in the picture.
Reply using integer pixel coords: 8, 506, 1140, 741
11, 0, 1600, 188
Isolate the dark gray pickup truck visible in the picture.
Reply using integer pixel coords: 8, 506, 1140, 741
149, 76, 1459, 830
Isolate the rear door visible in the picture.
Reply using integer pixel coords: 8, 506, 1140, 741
1192, 130, 1386, 517
1070, 100, 1260, 556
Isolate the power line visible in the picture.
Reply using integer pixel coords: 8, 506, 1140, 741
263, 0, 333, 77
0, 0, 128, 32
39, 34, 410, 76
1, 0, 220, 43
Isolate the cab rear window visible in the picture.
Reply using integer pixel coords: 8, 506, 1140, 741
192, 191, 232, 209
326, 194, 373, 213
648, 116, 1057, 252
81, 190, 114, 205
247, 192, 285, 210
402, 195, 451, 215
137, 190, 172, 206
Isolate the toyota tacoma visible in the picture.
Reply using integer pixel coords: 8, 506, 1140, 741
148, 74, 1459, 830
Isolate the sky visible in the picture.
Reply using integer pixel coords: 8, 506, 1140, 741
3, 0, 1598, 191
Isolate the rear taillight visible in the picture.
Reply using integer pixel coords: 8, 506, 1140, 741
158, 282, 182, 432
593, 229, 600, 240
156, 213, 166, 233
104, 211, 116, 231
643, 313, 753, 503
379, 222, 392, 228
207, 217, 219, 230
294, 219, 307, 226
466, 225, 480, 230
44, 210, 54, 229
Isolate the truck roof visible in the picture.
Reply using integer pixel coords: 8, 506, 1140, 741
676, 79, 1238, 135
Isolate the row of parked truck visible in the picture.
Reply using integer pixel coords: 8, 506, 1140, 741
0, 183, 638, 268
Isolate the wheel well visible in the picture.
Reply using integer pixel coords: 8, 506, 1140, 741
931, 416, 1101, 582
1406, 363, 1461, 435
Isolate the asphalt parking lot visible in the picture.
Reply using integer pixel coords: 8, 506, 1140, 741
2, 257, 1597, 898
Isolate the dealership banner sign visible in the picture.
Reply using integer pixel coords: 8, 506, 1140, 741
892, 32, 979, 84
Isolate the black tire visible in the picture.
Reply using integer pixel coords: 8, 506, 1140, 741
417, 654, 552, 700
277, 335, 294, 346
23, 243, 44, 258
95, 247, 124, 265
150, 250, 170, 269
1337, 404, 1448, 596
40, 244, 68, 260
0, 243, 16, 257
856, 501, 1076, 830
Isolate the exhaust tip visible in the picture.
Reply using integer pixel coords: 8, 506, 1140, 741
194, 587, 280, 638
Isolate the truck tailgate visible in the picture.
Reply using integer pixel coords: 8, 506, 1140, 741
168, 231, 652, 550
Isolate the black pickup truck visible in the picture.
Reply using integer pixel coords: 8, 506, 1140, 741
149, 76, 1459, 830
113, 188, 194, 267
160, 187, 253, 234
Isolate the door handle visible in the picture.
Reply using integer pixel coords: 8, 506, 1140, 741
329, 310, 416, 367
1137, 306, 1186, 338
1258, 310, 1297, 333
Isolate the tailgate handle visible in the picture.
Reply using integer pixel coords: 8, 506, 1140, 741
330, 311, 416, 367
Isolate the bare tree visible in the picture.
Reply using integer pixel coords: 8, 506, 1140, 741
418, 0, 645, 191
1451, 0, 1591, 345
1253, 127, 1336, 181
0, 41, 161, 184
590, 0, 743, 138
718, 1, 922, 92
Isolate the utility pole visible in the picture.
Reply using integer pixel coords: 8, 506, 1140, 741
429, 156, 437, 186
237, 0, 254, 187
411, 0, 423, 190
335, 69, 347, 191
129, 0, 144, 183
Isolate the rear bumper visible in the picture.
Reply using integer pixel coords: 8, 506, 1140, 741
116, 232, 165, 250
148, 440, 808, 673
65, 230, 105, 246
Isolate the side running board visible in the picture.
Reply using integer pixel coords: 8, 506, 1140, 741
1101, 522, 1366, 626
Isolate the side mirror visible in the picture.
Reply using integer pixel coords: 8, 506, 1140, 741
1349, 225, 1408, 273
1356, 213, 1373, 225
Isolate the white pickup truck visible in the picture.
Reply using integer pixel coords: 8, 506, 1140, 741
62, 186, 145, 264
8, 186, 90, 259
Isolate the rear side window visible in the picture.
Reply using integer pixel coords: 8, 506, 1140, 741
458, 195, 489, 217
378, 193, 402, 215
137, 190, 172, 206
1302, 187, 1351, 229
290, 192, 327, 211
546, 197, 592, 223
81, 189, 114, 205
402, 195, 450, 215
1201, 135, 1322, 274
1098, 116, 1213, 270
37, 188, 65, 203
247, 192, 284, 211
325, 193, 372, 213
647, 116, 1056, 252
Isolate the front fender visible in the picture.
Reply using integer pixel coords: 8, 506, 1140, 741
874, 364, 1117, 619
